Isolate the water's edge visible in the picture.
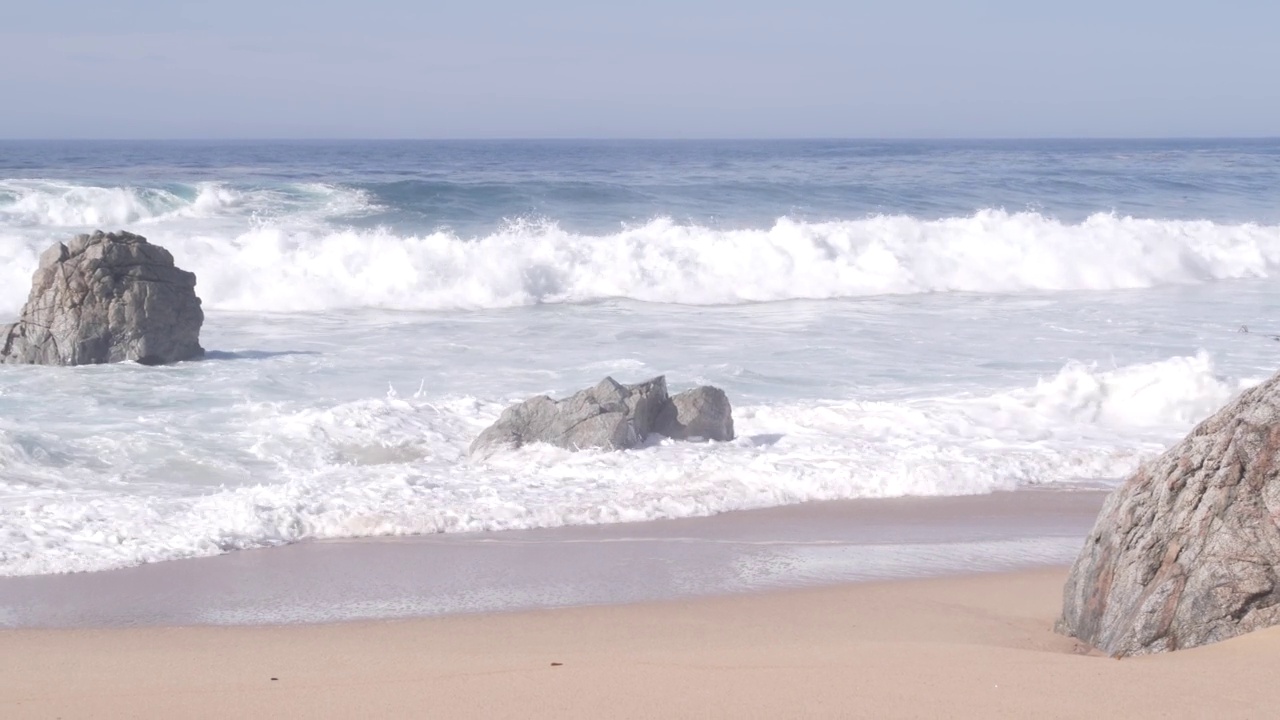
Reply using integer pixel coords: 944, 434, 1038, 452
0, 490, 1106, 629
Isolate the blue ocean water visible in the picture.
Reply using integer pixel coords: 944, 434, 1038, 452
3, 139, 1279, 235
0, 139, 1278, 577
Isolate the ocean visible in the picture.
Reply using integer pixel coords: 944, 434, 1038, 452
2, 138, 1279, 582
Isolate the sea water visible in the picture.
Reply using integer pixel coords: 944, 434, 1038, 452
1, 139, 1278, 577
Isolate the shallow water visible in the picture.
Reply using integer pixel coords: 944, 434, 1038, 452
1, 139, 1278, 576
0, 491, 1105, 627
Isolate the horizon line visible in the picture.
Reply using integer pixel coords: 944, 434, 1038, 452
1, 135, 1278, 143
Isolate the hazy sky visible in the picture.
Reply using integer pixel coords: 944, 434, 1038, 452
3, 0, 1277, 138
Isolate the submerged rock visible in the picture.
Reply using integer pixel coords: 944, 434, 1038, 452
0, 230, 204, 366
1057, 369, 1280, 656
470, 376, 734, 456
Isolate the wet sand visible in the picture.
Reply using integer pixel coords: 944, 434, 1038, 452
0, 490, 1105, 627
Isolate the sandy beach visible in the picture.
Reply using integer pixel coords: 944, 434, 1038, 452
3, 566, 1278, 719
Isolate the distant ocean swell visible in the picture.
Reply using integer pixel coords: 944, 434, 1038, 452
0, 179, 371, 228
0, 180, 245, 227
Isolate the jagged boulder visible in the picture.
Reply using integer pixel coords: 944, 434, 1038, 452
1057, 370, 1280, 656
656, 386, 734, 441
470, 376, 735, 456
0, 231, 204, 366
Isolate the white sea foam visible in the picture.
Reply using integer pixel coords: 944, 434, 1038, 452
154, 211, 1280, 311
5, 209, 1277, 316
0, 353, 1254, 576
0, 180, 248, 227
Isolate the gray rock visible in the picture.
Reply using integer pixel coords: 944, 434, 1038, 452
1057, 370, 1280, 656
470, 376, 736, 456
656, 386, 735, 441
0, 231, 204, 366
470, 376, 671, 455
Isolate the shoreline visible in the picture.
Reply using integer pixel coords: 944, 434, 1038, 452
5, 566, 1280, 719
0, 489, 1106, 628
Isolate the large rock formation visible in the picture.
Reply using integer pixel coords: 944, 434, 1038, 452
1058, 371, 1280, 656
0, 231, 204, 366
470, 376, 734, 456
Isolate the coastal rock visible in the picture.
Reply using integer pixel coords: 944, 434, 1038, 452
656, 386, 735, 441
470, 376, 736, 456
0, 231, 204, 366
1057, 370, 1280, 656
470, 376, 671, 455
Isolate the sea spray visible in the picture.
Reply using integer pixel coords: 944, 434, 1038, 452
5, 209, 1280, 316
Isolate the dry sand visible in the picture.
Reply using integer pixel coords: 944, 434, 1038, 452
3, 566, 1278, 719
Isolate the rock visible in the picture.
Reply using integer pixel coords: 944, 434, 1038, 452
1057, 370, 1280, 656
656, 386, 735, 441
470, 376, 736, 456
469, 376, 671, 455
0, 230, 204, 366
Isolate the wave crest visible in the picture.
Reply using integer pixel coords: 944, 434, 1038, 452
3, 209, 1279, 316
0, 180, 244, 227
150, 211, 1280, 311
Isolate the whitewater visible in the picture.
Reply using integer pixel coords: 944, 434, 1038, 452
2, 139, 1279, 577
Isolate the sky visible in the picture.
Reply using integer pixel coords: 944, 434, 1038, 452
2, 0, 1277, 139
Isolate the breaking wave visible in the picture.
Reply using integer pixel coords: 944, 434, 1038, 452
8, 209, 1279, 315
0, 180, 244, 227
